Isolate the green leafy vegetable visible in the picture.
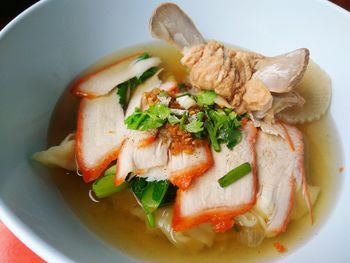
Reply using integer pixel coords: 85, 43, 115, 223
138, 67, 158, 82
159, 183, 178, 207
196, 90, 217, 106
218, 162, 251, 188
204, 108, 241, 152
117, 81, 132, 110
116, 53, 158, 109
179, 112, 186, 130
135, 52, 150, 62
92, 165, 128, 198
168, 115, 181, 125
129, 177, 172, 227
149, 103, 171, 119
125, 103, 170, 131
129, 177, 147, 199
185, 119, 204, 133
196, 111, 204, 121
205, 119, 220, 151
218, 128, 241, 149
178, 83, 187, 92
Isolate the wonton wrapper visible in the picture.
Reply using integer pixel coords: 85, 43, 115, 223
32, 133, 76, 171
277, 61, 331, 124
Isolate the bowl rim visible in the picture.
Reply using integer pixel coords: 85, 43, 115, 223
0, 1, 73, 261
0, 0, 349, 262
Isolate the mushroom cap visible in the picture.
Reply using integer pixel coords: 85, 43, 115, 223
252, 48, 310, 93
149, 3, 205, 51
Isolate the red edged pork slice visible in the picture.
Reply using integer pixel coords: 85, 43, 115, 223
133, 136, 169, 171
76, 91, 125, 182
172, 122, 257, 233
167, 142, 213, 190
125, 71, 162, 117
115, 72, 165, 185
255, 129, 296, 237
159, 80, 179, 94
280, 123, 314, 223
115, 131, 170, 185
72, 53, 161, 98
138, 166, 168, 182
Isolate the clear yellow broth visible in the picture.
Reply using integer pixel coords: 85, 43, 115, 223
47, 42, 342, 263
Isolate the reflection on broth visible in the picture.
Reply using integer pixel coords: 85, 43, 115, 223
46, 42, 341, 263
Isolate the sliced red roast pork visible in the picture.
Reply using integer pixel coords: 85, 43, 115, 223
114, 72, 169, 185
280, 123, 313, 221
76, 91, 126, 182
167, 142, 213, 190
172, 122, 257, 233
72, 53, 161, 98
114, 132, 170, 185
255, 122, 312, 237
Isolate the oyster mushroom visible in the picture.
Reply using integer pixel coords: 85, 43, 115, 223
252, 48, 310, 93
150, 3, 205, 51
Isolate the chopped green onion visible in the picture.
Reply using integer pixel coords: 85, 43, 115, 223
218, 162, 251, 188
92, 165, 128, 198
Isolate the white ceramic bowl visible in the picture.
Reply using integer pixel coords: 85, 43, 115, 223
0, 0, 349, 262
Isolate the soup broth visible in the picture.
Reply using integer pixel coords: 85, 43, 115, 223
48, 42, 342, 263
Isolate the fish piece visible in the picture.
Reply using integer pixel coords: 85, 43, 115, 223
172, 122, 257, 232
167, 142, 213, 190
71, 53, 161, 98
76, 91, 125, 182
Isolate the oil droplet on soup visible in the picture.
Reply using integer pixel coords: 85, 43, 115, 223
48, 42, 342, 263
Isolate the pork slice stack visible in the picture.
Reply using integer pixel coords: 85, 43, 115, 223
172, 122, 258, 232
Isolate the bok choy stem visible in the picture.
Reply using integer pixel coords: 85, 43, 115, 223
92, 165, 127, 198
